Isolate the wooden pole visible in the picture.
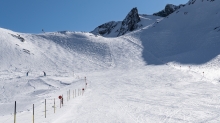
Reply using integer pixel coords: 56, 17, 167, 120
60, 99, 61, 108
33, 104, 34, 123
45, 99, 46, 118
62, 94, 63, 106
69, 89, 70, 100
54, 98, 55, 113
85, 77, 86, 89
14, 101, 16, 123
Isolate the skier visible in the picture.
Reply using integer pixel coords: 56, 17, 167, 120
26, 71, 29, 76
43, 71, 46, 76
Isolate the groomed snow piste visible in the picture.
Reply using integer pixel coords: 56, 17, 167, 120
1, 0, 220, 122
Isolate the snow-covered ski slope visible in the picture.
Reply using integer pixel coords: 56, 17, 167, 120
141, 0, 220, 64
0, 27, 146, 72
1, 0, 220, 122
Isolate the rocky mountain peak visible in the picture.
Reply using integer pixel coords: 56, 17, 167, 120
91, 7, 141, 37
153, 4, 179, 17
117, 7, 141, 36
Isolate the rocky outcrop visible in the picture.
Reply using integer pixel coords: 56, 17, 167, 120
91, 7, 141, 37
91, 21, 119, 36
117, 7, 141, 36
153, 4, 179, 17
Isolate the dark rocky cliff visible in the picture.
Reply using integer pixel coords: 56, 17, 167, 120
153, 4, 179, 17
91, 7, 141, 37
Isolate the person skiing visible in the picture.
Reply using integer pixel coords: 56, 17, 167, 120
26, 71, 29, 76
43, 71, 46, 76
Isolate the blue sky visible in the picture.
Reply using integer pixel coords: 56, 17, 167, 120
0, 0, 188, 33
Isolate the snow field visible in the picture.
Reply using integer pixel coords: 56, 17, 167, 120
1, 0, 220, 122
0, 71, 88, 123
53, 66, 220, 123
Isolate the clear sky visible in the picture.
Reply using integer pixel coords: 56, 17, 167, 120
0, 0, 188, 33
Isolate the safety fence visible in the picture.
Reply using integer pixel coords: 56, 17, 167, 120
2, 76, 88, 123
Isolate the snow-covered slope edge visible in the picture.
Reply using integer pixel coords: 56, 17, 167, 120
0, 28, 146, 74
137, 0, 220, 80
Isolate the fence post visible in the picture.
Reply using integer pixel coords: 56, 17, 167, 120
14, 101, 16, 123
85, 77, 86, 89
54, 98, 55, 113
60, 98, 61, 108
45, 99, 46, 118
67, 91, 68, 101
62, 94, 63, 106
82, 88, 84, 95
33, 104, 34, 123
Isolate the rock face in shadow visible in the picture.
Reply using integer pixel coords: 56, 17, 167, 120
91, 7, 141, 37
91, 21, 119, 36
153, 4, 179, 17
141, 0, 220, 65
117, 7, 141, 36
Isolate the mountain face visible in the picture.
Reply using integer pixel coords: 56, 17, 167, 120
91, 7, 143, 37
94, 21, 118, 35
141, 0, 220, 64
117, 7, 141, 36
153, 0, 216, 17
153, 4, 180, 17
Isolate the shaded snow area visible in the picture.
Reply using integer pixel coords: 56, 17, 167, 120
1, 0, 220, 122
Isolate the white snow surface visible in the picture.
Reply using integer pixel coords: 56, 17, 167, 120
1, 0, 220, 122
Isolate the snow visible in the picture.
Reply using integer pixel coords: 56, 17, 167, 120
1, 0, 220, 122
